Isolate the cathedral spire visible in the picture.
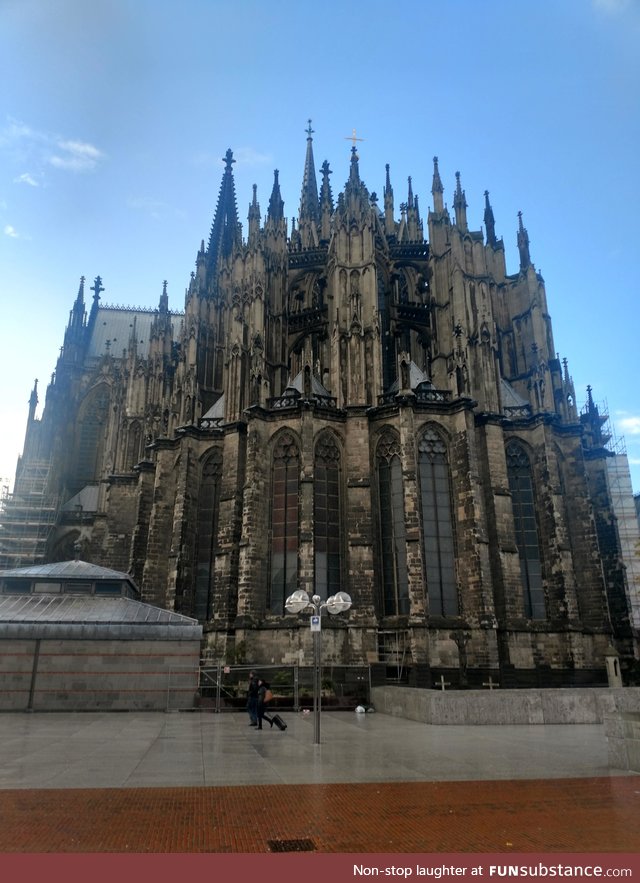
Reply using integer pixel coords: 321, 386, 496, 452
299, 120, 320, 225
431, 156, 444, 214
517, 210, 531, 269
484, 190, 497, 247
156, 280, 168, 316
453, 171, 468, 231
406, 176, 421, 241
87, 275, 103, 336
248, 183, 261, 246
206, 148, 240, 272
69, 275, 86, 332
319, 159, 334, 242
384, 163, 395, 236
267, 169, 284, 222
348, 145, 361, 185
28, 378, 38, 422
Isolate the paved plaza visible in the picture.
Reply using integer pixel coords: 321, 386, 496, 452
0, 710, 638, 852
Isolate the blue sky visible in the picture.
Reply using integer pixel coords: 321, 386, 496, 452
1, 0, 639, 494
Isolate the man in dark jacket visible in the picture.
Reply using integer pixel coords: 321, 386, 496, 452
246, 671, 259, 726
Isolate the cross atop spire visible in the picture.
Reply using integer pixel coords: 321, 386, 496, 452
345, 128, 364, 149
306, 119, 314, 138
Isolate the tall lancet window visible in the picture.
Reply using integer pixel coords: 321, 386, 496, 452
314, 433, 341, 601
195, 451, 222, 621
506, 442, 546, 620
74, 384, 110, 490
418, 427, 458, 616
269, 432, 300, 614
377, 431, 409, 615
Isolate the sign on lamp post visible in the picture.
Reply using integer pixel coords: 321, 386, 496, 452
285, 589, 352, 745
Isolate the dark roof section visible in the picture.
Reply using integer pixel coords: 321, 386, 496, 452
0, 559, 139, 591
1, 559, 128, 579
0, 593, 202, 640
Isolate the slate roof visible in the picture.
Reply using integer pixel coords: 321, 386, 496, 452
0, 559, 136, 583
0, 593, 202, 639
0, 559, 202, 640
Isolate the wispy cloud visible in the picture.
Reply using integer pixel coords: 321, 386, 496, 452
4, 224, 20, 238
593, 0, 632, 12
49, 139, 105, 172
14, 172, 39, 187
617, 416, 640, 436
126, 196, 170, 220
1, 117, 106, 177
233, 147, 272, 167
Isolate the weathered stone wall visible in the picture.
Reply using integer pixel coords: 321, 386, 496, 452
0, 638, 201, 711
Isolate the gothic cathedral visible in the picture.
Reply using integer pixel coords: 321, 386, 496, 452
3, 129, 635, 686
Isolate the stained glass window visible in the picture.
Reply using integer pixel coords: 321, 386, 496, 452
270, 432, 300, 614
377, 432, 409, 615
506, 442, 546, 620
418, 427, 458, 616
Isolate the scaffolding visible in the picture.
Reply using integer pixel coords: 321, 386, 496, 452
0, 460, 59, 569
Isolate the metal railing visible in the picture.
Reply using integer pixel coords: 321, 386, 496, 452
195, 663, 371, 713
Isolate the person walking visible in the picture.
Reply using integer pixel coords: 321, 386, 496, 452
256, 678, 274, 730
246, 671, 259, 726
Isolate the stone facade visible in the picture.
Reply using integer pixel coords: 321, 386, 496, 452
3, 132, 637, 685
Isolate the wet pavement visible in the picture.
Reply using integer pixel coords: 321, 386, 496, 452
0, 710, 637, 853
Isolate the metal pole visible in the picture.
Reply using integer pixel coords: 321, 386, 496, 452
313, 625, 321, 744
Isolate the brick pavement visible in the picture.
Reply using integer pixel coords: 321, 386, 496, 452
0, 776, 638, 853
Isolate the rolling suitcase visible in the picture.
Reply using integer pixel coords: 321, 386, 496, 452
272, 714, 287, 731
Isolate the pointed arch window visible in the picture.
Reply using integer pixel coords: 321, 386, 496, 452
269, 432, 300, 614
377, 432, 409, 615
73, 384, 110, 490
125, 421, 142, 470
418, 427, 458, 616
314, 433, 341, 601
506, 442, 546, 620
195, 451, 222, 621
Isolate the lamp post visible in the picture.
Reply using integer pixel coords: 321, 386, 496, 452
285, 589, 352, 744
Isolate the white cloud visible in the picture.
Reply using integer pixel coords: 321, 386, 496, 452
593, 0, 631, 12
233, 146, 273, 167
1, 117, 105, 175
49, 138, 105, 172
618, 416, 640, 436
127, 196, 168, 219
14, 172, 39, 186
4, 224, 19, 238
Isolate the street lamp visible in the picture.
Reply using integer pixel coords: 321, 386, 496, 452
285, 589, 352, 744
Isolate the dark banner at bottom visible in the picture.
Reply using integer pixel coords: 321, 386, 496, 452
1, 853, 639, 883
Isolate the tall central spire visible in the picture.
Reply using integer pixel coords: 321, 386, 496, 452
299, 119, 319, 223
207, 148, 240, 272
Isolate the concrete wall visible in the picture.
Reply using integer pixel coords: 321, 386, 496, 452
370, 685, 640, 725
604, 711, 640, 771
0, 638, 201, 711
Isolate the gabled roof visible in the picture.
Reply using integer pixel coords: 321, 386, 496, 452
0, 593, 202, 640
500, 378, 530, 408
0, 559, 136, 585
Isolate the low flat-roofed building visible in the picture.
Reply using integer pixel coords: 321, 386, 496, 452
0, 560, 202, 711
